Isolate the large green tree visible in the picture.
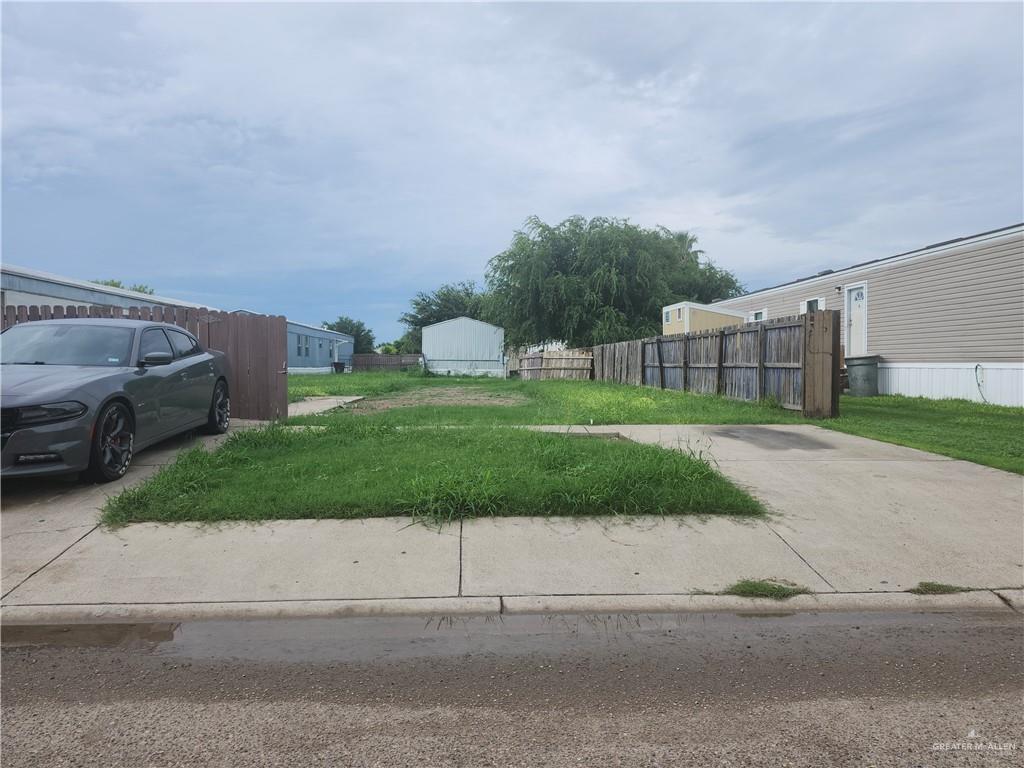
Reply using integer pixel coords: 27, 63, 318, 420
396, 281, 488, 352
323, 315, 376, 353
485, 216, 743, 348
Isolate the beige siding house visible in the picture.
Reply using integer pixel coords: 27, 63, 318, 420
662, 301, 746, 335
710, 224, 1023, 406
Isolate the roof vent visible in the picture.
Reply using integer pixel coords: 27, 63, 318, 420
816, 269, 834, 276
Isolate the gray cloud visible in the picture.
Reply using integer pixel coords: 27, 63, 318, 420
3, 2, 1021, 339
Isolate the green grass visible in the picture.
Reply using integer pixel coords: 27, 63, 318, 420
826, 396, 1024, 474
288, 374, 1024, 473
906, 581, 973, 595
722, 579, 811, 600
103, 423, 762, 526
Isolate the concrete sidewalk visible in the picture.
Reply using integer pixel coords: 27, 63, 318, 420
2, 424, 1021, 622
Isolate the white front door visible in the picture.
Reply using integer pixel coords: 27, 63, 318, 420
845, 285, 867, 356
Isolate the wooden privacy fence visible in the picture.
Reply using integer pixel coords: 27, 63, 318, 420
519, 348, 593, 381
1, 303, 288, 421
592, 311, 840, 418
352, 353, 423, 371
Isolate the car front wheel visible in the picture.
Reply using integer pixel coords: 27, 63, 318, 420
202, 380, 230, 435
86, 401, 134, 483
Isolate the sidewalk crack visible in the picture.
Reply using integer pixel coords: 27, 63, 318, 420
1, 524, 99, 600
457, 519, 464, 597
765, 522, 837, 591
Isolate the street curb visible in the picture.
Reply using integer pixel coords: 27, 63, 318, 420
500, 591, 1014, 615
0, 597, 500, 625
2, 590, 1016, 625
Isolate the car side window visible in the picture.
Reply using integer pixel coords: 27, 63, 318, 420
139, 328, 173, 359
166, 330, 201, 358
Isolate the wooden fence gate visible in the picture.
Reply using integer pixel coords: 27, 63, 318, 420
1, 304, 288, 421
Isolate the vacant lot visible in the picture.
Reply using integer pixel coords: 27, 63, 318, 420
289, 372, 1024, 473
104, 424, 761, 525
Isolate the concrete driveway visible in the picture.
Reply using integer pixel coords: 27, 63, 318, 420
1, 422, 261, 598
536, 424, 1024, 592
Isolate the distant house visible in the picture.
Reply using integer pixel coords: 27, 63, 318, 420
710, 224, 1023, 407
287, 321, 354, 374
661, 301, 747, 335
1, 263, 210, 312
422, 316, 505, 377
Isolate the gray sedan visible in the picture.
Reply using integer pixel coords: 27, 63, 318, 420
1, 319, 231, 482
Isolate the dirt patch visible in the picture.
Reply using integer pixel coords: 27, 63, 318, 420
351, 386, 529, 412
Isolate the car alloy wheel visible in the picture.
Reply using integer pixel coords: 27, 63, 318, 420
98, 403, 134, 478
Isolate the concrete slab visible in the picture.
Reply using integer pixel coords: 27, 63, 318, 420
2, 422, 261, 597
720, 458, 1023, 592
3, 519, 460, 606
560, 424, 1023, 594
460, 516, 833, 597
288, 396, 362, 417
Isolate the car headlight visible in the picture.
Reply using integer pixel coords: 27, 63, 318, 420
14, 401, 88, 426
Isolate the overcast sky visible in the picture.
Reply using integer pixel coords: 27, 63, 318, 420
3, 2, 1022, 341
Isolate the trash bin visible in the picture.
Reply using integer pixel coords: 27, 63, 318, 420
332, 362, 346, 374
845, 355, 879, 397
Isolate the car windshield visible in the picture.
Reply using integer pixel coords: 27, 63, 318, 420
0, 324, 136, 367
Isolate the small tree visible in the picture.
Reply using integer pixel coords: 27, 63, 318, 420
93, 279, 156, 295
323, 316, 376, 354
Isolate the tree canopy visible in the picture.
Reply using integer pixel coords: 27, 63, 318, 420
396, 281, 488, 352
485, 216, 743, 347
323, 315, 376, 354
92, 279, 156, 295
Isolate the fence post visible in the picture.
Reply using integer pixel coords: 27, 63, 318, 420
801, 310, 840, 418
757, 323, 765, 400
657, 338, 665, 389
715, 331, 725, 395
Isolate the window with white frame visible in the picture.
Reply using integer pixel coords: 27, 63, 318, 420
749, 309, 766, 322
664, 310, 671, 323
677, 308, 683, 319
800, 298, 824, 314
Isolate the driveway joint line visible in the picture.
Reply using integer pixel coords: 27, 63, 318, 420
763, 522, 838, 591
458, 519, 464, 597
991, 590, 1019, 612
1, 523, 100, 600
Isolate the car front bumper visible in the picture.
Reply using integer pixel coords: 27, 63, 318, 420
1, 412, 95, 478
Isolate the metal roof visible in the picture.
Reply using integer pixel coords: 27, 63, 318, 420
1, 263, 212, 309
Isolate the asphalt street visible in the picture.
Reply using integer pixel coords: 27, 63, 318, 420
2, 611, 1021, 767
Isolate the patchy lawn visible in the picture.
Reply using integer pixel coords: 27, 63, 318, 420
289, 373, 1024, 473
104, 424, 762, 526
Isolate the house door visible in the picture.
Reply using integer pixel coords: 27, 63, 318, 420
845, 285, 867, 356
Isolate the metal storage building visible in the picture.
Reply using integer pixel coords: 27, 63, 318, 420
287, 321, 354, 373
710, 224, 1024, 407
422, 316, 505, 377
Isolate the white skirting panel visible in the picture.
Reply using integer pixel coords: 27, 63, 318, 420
288, 367, 336, 375
877, 363, 1024, 407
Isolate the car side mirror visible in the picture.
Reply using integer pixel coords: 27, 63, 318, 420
141, 351, 173, 366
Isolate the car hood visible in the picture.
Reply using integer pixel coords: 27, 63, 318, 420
1, 365, 131, 407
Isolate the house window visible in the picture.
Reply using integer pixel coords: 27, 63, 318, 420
750, 310, 765, 322
800, 298, 824, 315
677, 308, 683, 319
304, 336, 310, 357
296, 335, 302, 355
664, 310, 671, 324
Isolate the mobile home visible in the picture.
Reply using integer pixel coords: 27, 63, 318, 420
711, 224, 1024, 406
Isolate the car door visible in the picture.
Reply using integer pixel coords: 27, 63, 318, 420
165, 329, 216, 426
129, 325, 183, 444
